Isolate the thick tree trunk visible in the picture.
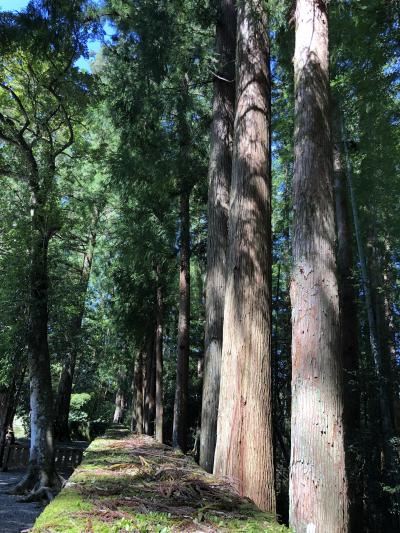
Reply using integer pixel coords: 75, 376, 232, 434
54, 222, 97, 441
213, 0, 275, 513
14, 227, 61, 497
172, 190, 190, 451
155, 269, 164, 443
200, 0, 236, 474
289, 2, 349, 531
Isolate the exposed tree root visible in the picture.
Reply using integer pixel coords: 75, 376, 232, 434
9, 466, 65, 502
17, 486, 55, 502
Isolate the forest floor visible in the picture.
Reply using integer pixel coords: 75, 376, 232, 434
31, 427, 289, 532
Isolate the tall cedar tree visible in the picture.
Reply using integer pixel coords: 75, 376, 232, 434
213, 0, 275, 513
289, 1, 349, 531
200, 0, 236, 473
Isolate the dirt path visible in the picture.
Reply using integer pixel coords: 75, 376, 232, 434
0, 469, 44, 533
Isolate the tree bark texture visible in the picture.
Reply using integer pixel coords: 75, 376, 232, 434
200, 0, 236, 474
172, 190, 190, 451
289, 2, 349, 531
155, 270, 164, 443
213, 0, 275, 513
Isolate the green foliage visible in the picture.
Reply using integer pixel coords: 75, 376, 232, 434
69, 393, 92, 423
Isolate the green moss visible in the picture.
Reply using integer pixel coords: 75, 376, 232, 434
32, 429, 290, 533
33, 489, 94, 532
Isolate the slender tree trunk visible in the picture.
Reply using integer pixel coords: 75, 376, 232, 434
213, 0, 275, 513
272, 261, 281, 472
143, 336, 155, 435
333, 125, 363, 532
53, 350, 76, 441
113, 391, 125, 424
130, 374, 136, 432
289, 2, 349, 531
132, 350, 144, 435
200, 0, 236, 473
381, 265, 400, 433
155, 268, 164, 443
113, 370, 127, 424
369, 239, 396, 425
54, 220, 98, 441
172, 190, 190, 451
149, 341, 156, 433
0, 382, 16, 468
333, 137, 360, 430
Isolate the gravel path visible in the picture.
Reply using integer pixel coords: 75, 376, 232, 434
0, 469, 45, 533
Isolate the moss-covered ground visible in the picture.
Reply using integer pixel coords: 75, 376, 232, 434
32, 427, 289, 532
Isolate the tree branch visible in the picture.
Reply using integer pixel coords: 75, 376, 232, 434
46, 86, 74, 156
0, 81, 30, 135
